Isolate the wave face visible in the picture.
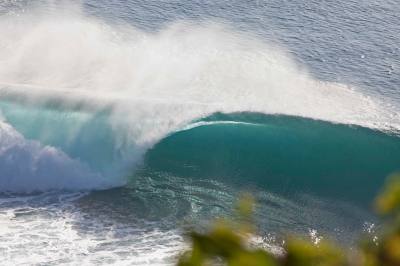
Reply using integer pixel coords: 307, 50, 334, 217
2, 97, 399, 205
146, 113, 400, 205
0, 101, 124, 172
0, 119, 111, 192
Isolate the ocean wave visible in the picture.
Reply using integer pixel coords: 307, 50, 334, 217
0, 7, 399, 193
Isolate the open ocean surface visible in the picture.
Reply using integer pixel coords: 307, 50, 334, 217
0, 0, 399, 265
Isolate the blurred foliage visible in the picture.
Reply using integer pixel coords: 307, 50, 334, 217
375, 174, 400, 216
177, 174, 400, 266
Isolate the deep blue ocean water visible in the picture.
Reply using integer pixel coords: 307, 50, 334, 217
0, 0, 399, 264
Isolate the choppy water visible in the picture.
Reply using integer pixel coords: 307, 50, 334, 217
0, 0, 399, 265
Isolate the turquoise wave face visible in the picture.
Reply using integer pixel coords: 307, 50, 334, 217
0, 101, 120, 173
145, 113, 400, 206
1, 100, 400, 207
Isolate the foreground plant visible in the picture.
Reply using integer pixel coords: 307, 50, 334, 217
178, 175, 400, 266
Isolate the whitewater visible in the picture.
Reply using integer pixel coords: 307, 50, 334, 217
0, 0, 399, 265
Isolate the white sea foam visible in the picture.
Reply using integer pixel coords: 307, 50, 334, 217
0, 192, 185, 265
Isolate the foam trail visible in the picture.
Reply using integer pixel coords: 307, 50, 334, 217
0, 6, 399, 192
